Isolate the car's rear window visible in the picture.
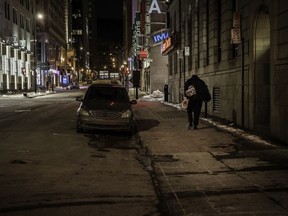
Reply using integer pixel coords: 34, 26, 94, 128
85, 86, 129, 101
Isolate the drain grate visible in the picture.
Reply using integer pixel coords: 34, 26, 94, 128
157, 111, 186, 119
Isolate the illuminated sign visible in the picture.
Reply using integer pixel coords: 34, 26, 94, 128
138, 50, 148, 59
62, 75, 69, 85
132, 12, 141, 57
161, 37, 172, 54
149, 0, 161, 13
153, 31, 169, 43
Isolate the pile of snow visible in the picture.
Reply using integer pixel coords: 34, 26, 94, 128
201, 118, 275, 146
142, 90, 164, 101
138, 89, 184, 111
150, 90, 164, 98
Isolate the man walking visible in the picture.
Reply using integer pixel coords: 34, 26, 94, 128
184, 75, 210, 129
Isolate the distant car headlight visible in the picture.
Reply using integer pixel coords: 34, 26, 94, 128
77, 107, 90, 117
121, 110, 132, 119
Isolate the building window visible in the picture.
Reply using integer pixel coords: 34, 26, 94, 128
36, 42, 41, 61
0, 45, 2, 70
13, 8, 18, 24
231, 0, 238, 59
217, 0, 222, 62
213, 86, 221, 112
26, 0, 30, 10
166, 12, 170, 29
174, 52, 177, 74
206, 0, 210, 65
20, 13, 24, 28
26, 18, 30, 32
5, 2, 10, 20
168, 55, 172, 75
188, 4, 192, 70
72, 29, 83, 35
195, 0, 200, 68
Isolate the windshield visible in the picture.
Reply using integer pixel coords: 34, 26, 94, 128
85, 86, 129, 101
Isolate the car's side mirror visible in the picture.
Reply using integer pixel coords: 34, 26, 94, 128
131, 99, 137, 104
76, 96, 83, 101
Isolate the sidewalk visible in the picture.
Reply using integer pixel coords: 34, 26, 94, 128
133, 99, 288, 215
0, 90, 56, 99
0, 85, 86, 99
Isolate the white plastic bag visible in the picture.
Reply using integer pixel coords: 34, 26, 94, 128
185, 85, 196, 97
181, 97, 189, 109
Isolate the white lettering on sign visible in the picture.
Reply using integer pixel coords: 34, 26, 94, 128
153, 32, 168, 43
149, 0, 161, 14
135, 21, 141, 35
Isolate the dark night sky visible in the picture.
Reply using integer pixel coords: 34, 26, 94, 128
95, 0, 124, 50
95, 0, 123, 19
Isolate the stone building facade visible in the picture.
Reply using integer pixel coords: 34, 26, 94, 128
0, 0, 68, 92
166, 0, 288, 144
0, 0, 34, 92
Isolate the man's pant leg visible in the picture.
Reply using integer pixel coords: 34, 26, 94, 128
193, 100, 203, 126
187, 100, 193, 125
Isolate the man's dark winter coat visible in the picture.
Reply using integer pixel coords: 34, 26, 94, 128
184, 75, 208, 101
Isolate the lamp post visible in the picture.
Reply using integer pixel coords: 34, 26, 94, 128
33, 13, 44, 93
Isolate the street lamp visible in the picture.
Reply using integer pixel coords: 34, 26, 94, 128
33, 13, 44, 93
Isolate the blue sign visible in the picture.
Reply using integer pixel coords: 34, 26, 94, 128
153, 32, 169, 43
62, 75, 69, 85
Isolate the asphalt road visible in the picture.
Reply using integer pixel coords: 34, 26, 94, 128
0, 90, 159, 216
2, 90, 288, 216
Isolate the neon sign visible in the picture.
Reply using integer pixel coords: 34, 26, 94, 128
161, 37, 172, 53
153, 31, 169, 43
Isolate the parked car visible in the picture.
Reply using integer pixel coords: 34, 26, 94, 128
76, 81, 137, 133
67, 82, 80, 90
